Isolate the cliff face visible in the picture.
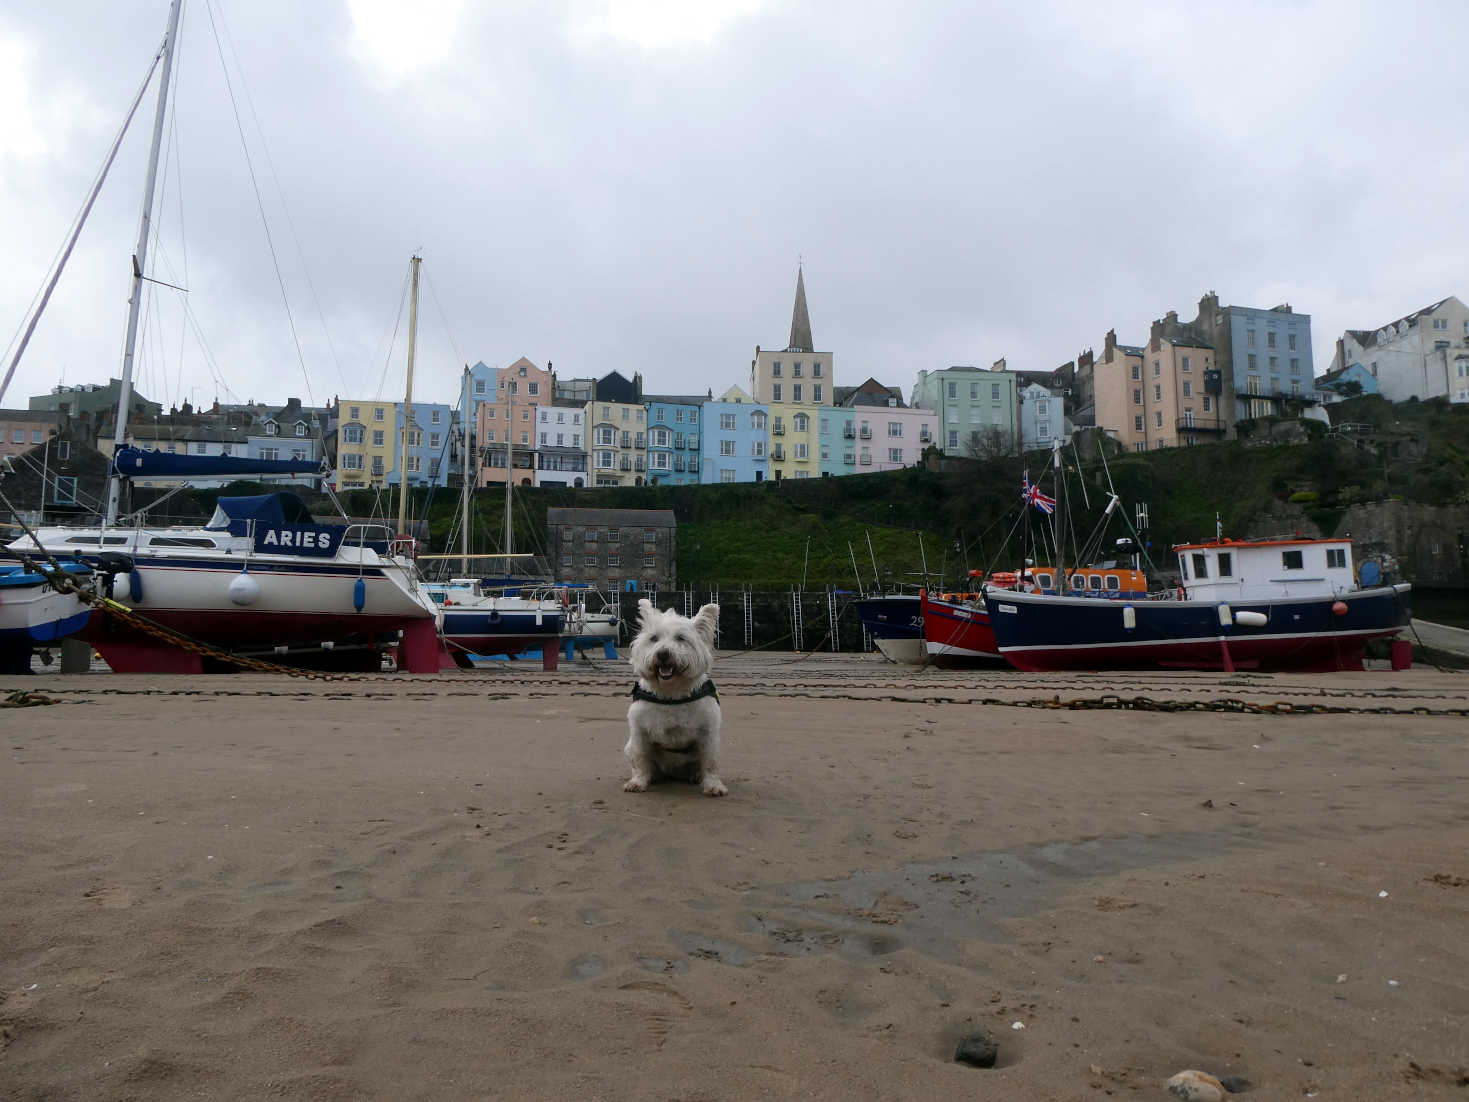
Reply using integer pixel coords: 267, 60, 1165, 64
1251, 501, 1469, 587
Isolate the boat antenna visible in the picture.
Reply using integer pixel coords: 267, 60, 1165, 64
461, 364, 472, 575
866, 529, 880, 590
1216, 512, 1223, 542
105, 0, 184, 526
848, 542, 864, 597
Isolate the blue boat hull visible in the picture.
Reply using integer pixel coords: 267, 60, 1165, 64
984, 584, 1412, 672
854, 594, 926, 662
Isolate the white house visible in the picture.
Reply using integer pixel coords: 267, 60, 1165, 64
1324, 296, 1469, 404
1017, 381, 1067, 451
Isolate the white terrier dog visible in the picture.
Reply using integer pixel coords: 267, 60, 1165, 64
624, 599, 726, 797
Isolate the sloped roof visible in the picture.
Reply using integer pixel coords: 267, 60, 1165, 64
547, 507, 677, 528
1351, 298, 1454, 349
787, 267, 813, 352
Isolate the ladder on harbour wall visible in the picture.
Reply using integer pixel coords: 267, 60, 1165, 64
682, 589, 694, 619
742, 587, 753, 649
827, 588, 840, 652
708, 589, 720, 646
790, 588, 805, 653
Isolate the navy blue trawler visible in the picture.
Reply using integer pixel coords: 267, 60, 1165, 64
854, 592, 926, 663
983, 534, 1411, 672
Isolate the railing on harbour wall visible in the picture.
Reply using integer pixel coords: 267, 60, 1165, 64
610, 586, 875, 653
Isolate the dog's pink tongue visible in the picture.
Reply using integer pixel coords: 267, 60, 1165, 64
657, 664, 675, 680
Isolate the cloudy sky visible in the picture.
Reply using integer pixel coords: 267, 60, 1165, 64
3, 0, 1466, 414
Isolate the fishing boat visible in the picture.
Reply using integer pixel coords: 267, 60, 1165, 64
0, 559, 94, 674
984, 534, 1411, 672
854, 591, 925, 663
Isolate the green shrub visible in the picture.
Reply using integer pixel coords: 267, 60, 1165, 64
1289, 490, 1319, 504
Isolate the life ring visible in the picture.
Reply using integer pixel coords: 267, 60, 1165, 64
990, 571, 1019, 586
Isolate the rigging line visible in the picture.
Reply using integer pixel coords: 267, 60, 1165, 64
421, 268, 470, 373
0, 42, 166, 406
211, 1, 349, 397
203, 0, 315, 409
371, 266, 413, 403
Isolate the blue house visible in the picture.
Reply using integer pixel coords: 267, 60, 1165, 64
700, 386, 769, 483
245, 397, 329, 486
1314, 361, 1379, 401
389, 402, 453, 487
645, 394, 704, 485
818, 407, 856, 477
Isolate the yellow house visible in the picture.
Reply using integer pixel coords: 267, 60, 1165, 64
336, 399, 396, 488
750, 267, 833, 480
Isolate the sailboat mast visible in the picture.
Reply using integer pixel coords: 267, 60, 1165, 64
460, 364, 471, 575
104, 0, 183, 526
397, 255, 421, 537
1052, 439, 1064, 588
503, 383, 514, 559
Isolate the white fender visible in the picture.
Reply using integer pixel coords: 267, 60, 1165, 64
1234, 610, 1268, 628
228, 571, 261, 607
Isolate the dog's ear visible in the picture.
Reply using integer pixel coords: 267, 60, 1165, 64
637, 598, 655, 625
693, 603, 720, 645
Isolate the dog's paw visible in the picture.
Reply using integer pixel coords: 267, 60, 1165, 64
701, 777, 728, 797
623, 777, 650, 793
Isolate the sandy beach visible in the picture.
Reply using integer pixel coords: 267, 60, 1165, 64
3, 654, 1467, 1100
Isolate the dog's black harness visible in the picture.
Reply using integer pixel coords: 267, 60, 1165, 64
629, 679, 719, 706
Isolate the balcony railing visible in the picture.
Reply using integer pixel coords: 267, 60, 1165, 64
842, 426, 855, 438
771, 425, 785, 435
858, 427, 871, 439
843, 453, 855, 465
919, 432, 932, 444
772, 448, 785, 461
1177, 417, 1226, 434
859, 454, 872, 465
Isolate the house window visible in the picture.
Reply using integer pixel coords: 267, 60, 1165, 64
1038, 421, 1049, 436
1133, 389, 1142, 405
342, 453, 364, 470
643, 556, 655, 568
1153, 360, 1160, 376
539, 432, 548, 445
1131, 363, 1140, 380
1181, 355, 1191, 371
260, 447, 279, 461
1153, 384, 1162, 401
474, 381, 486, 395
349, 406, 361, 419
1281, 549, 1304, 570
651, 452, 671, 471
795, 443, 808, 459
793, 362, 803, 377
607, 554, 620, 567
887, 421, 902, 437
752, 441, 765, 457
31, 429, 43, 443
374, 407, 385, 421
1154, 411, 1163, 428
947, 381, 957, 399
772, 384, 782, 402
1203, 396, 1212, 412
771, 361, 782, 376
527, 382, 539, 396
54, 476, 77, 504
406, 455, 421, 473
813, 384, 822, 403
1288, 333, 1298, 350
264, 422, 278, 436
812, 362, 822, 378
720, 440, 735, 456
793, 384, 803, 402
343, 424, 364, 443
1247, 329, 1256, 348
970, 382, 979, 399
12, 429, 23, 443
1134, 415, 1144, 431
430, 433, 441, 448
1267, 331, 1277, 349
1370, 362, 1377, 376
1248, 353, 1257, 371
888, 448, 902, 463
195, 442, 207, 454
721, 469, 736, 483
560, 554, 572, 567
584, 555, 598, 567
1290, 358, 1300, 375
720, 413, 736, 430
991, 383, 1000, 401
793, 413, 809, 432
1326, 548, 1347, 569
947, 430, 958, 449
1182, 380, 1193, 397
751, 411, 766, 430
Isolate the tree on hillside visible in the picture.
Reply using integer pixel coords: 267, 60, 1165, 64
964, 427, 1012, 461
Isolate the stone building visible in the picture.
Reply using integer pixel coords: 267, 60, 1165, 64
546, 507, 677, 593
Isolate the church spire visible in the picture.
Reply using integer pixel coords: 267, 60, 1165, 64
787, 265, 813, 352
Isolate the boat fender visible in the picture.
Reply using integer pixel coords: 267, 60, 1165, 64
1122, 605, 1136, 630
227, 570, 261, 607
1331, 600, 1348, 617
1235, 610, 1268, 628
1217, 603, 1233, 627
353, 577, 367, 613
127, 569, 144, 603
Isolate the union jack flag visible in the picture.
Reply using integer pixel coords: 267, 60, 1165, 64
1021, 475, 1056, 515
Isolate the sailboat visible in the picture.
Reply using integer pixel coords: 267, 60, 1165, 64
3, 1, 443, 673
429, 365, 565, 668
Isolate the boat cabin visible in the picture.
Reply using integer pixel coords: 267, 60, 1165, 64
1175, 537, 1357, 601
975, 566, 1148, 599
